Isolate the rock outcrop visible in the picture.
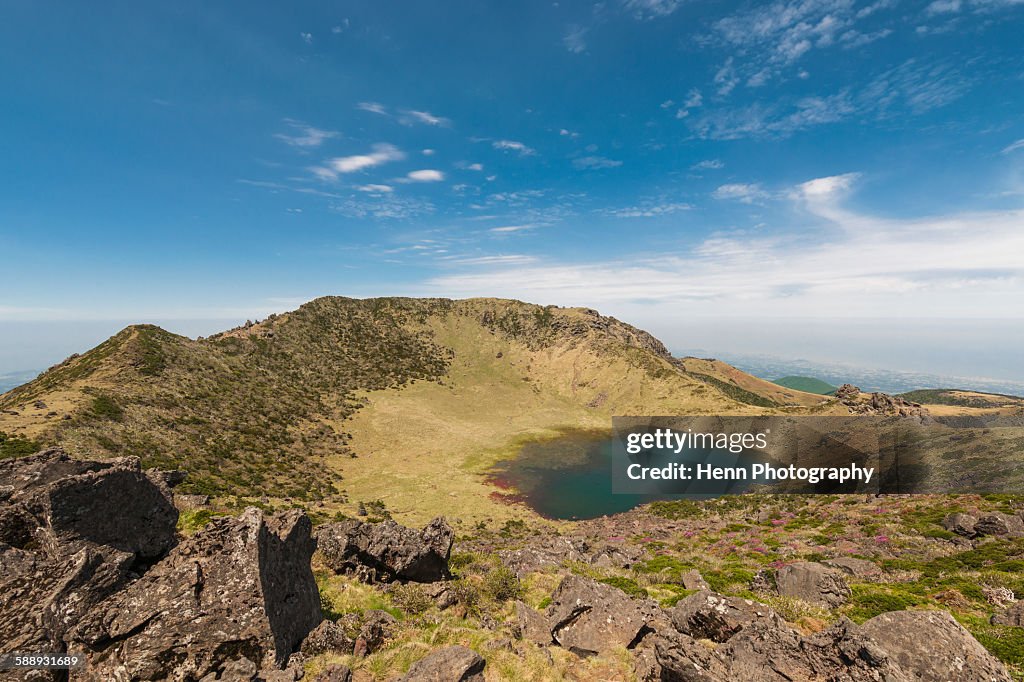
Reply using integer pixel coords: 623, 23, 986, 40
316, 516, 454, 583
546, 575, 650, 656
772, 561, 851, 607
669, 590, 784, 643
400, 645, 485, 681
0, 449, 179, 670
654, 609, 1012, 682
835, 384, 930, 419
67, 507, 322, 680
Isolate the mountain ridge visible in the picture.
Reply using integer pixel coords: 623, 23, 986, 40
0, 296, 829, 514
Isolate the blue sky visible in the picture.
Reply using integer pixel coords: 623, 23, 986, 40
1, 0, 1023, 378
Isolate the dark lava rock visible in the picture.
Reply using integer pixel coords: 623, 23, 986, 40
400, 645, 485, 681
0, 449, 179, 668
773, 561, 851, 607
316, 516, 454, 583
669, 590, 783, 643
302, 620, 356, 656
974, 512, 1024, 538
992, 601, 1024, 627
67, 507, 322, 681
943, 512, 979, 537
514, 600, 552, 645
547, 575, 650, 657
0, 449, 178, 562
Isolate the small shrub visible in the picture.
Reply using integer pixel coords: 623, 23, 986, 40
90, 394, 125, 421
390, 583, 433, 615
450, 579, 481, 612
484, 565, 524, 602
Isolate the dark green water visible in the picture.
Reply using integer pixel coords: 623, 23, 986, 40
487, 431, 673, 520
488, 429, 773, 519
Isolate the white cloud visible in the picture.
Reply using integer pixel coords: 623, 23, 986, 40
489, 225, 536, 233
714, 59, 739, 96
450, 255, 538, 266
331, 20, 349, 33
401, 110, 450, 126
691, 159, 724, 170
426, 181, 1024, 319
300, 32, 313, 44
493, 140, 536, 155
684, 89, 703, 108
355, 184, 394, 193
314, 143, 405, 179
559, 129, 580, 138
422, 149, 436, 156
563, 25, 588, 53
573, 156, 623, 170
406, 169, 445, 182
274, 119, 339, 148
713, 183, 771, 202
623, 0, 684, 19
357, 102, 388, 115
1001, 139, 1024, 154
467, 163, 484, 171
926, 0, 962, 13
607, 202, 692, 217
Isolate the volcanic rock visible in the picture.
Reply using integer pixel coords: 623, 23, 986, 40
669, 590, 784, 643
400, 645, 485, 681
67, 507, 322, 681
546, 575, 650, 657
315, 516, 454, 583
773, 561, 851, 607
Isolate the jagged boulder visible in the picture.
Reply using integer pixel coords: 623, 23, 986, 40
302, 620, 356, 656
547, 575, 650, 657
773, 561, 851, 607
316, 516, 454, 583
974, 512, 1024, 538
514, 600, 552, 645
0, 449, 178, 562
669, 590, 783, 643
401, 645, 485, 681
0, 450, 179, 668
943, 512, 979, 537
859, 610, 1013, 681
67, 508, 322, 681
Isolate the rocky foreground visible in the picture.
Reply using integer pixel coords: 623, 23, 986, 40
1, 450, 1022, 681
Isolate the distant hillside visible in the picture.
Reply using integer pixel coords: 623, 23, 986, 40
772, 376, 838, 395
899, 388, 1023, 408
0, 297, 817, 514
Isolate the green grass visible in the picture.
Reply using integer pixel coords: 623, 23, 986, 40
771, 376, 837, 395
0, 430, 40, 459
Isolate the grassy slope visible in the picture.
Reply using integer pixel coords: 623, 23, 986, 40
773, 375, 839, 395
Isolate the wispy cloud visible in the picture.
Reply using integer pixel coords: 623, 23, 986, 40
312, 143, 405, 179
691, 159, 724, 170
331, 195, 434, 220
563, 25, 589, 53
493, 140, 536, 155
357, 102, 388, 115
713, 183, 771, 203
300, 32, 313, 44
405, 169, 445, 182
274, 119, 339, 148
401, 109, 451, 126
606, 202, 692, 217
356, 184, 394, 193
1001, 139, 1024, 155
573, 155, 623, 169
623, 0, 684, 19
488, 224, 536, 233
